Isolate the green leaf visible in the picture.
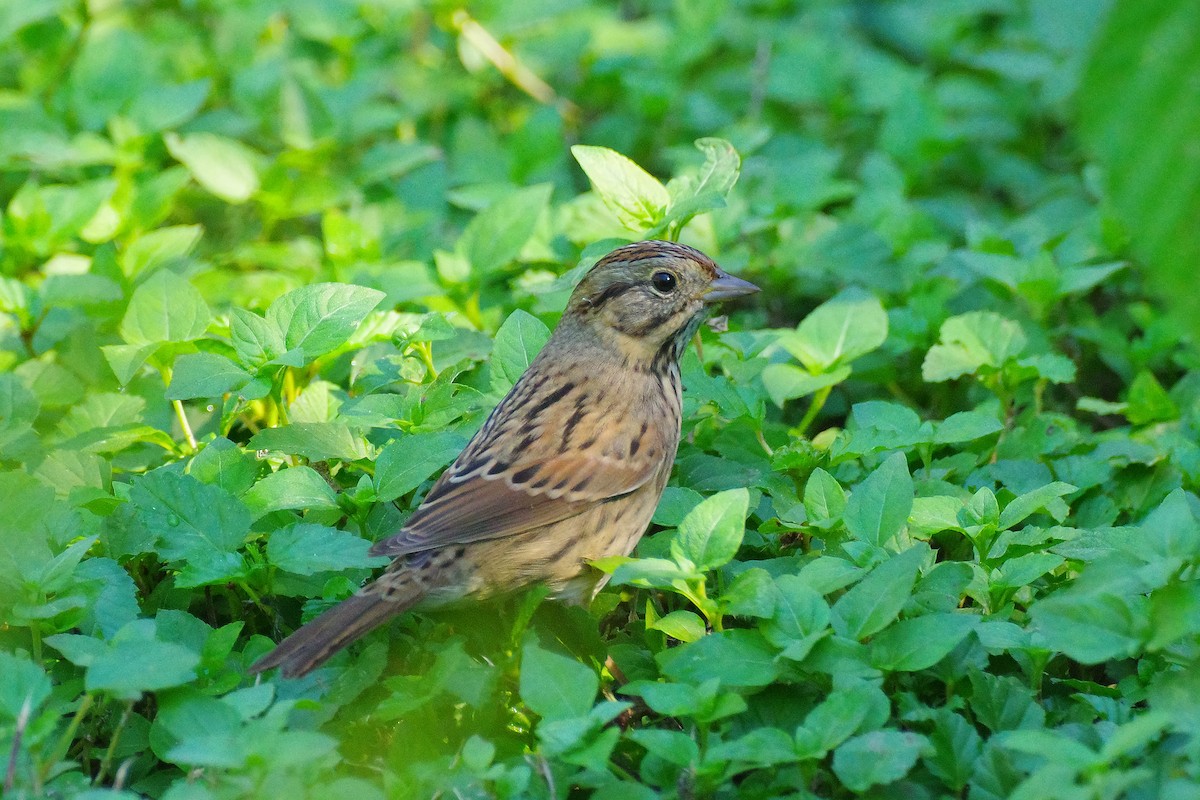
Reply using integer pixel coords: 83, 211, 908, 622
804, 468, 847, 522
243, 467, 340, 519
102, 343, 159, 385
165, 132, 261, 203
934, 410, 1003, 444
832, 730, 927, 792
121, 224, 203, 279
998, 482, 1076, 530
659, 137, 741, 229
760, 575, 830, 649
519, 634, 598, 721
1125, 370, 1178, 424
843, 453, 913, 546
165, 352, 252, 400
1030, 589, 1146, 663
648, 610, 706, 643
0, 651, 52, 719
658, 630, 779, 689
491, 309, 551, 392
119, 270, 211, 346
230, 307, 288, 369
373, 432, 465, 502
925, 710, 983, 791
265, 283, 386, 363
457, 184, 552, 274
1078, 0, 1200, 342
84, 621, 200, 700
761, 363, 850, 407
782, 289, 888, 373
129, 470, 250, 563
831, 546, 926, 640
187, 437, 259, 495
571, 145, 669, 231
869, 613, 977, 671
922, 312, 1026, 382
796, 683, 888, 759
671, 488, 749, 571
266, 523, 383, 576
248, 423, 371, 462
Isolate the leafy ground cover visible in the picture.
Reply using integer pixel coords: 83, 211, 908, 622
2, 1, 1199, 798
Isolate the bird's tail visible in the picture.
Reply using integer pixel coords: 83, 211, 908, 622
249, 587, 420, 678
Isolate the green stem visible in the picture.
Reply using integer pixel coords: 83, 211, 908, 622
95, 701, 133, 787
40, 694, 94, 788
796, 385, 833, 437
172, 400, 197, 454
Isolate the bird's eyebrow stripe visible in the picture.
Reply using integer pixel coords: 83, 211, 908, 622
588, 281, 637, 309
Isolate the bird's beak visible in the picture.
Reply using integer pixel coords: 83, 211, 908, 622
705, 270, 760, 303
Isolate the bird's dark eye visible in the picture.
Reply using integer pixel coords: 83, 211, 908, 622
651, 271, 677, 294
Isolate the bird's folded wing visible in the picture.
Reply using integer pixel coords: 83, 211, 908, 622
368, 449, 662, 557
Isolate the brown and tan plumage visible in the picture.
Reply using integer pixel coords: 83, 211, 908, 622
250, 241, 758, 677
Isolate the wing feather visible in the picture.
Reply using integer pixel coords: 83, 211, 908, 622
369, 360, 672, 558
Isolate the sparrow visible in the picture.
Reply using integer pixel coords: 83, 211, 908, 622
251, 240, 759, 677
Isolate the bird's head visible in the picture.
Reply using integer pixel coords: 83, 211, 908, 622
565, 241, 759, 363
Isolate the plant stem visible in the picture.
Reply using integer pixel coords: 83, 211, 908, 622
40, 694, 94, 788
173, 400, 197, 453
796, 385, 833, 437
95, 701, 134, 787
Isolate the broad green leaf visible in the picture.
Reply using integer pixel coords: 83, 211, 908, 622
119, 270, 211, 345
796, 683, 889, 759
165, 132, 261, 203
832, 730, 927, 792
648, 610, 706, 643
266, 523, 383, 576
121, 224, 203, 279
248, 422, 371, 462
721, 567, 775, 618
243, 467, 341, 519
1125, 370, 1178, 424
658, 630, 779, 689
457, 184, 552, 274
761, 363, 850, 407
659, 137, 741, 229
998, 482, 1076, 530
924, 710, 983, 791
265, 283, 386, 363
165, 352, 252, 400
491, 309, 551, 392
230, 307, 289, 369
831, 546, 926, 640
129, 470, 250, 562
935, 410, 1003, 444
187, 437, 259, 495
922, 312, 1026, 382
672, 488, 749, 571
782, 289, 888, 373
519, 634, 598, 721
572, 145, 669, 231
373, 432, 465, 502
102, 343, 158, 385
804, 468, 847, 523
868, 613, 977, 671
761, 575, 830, 649
1078, 0, 1200, 341
843, 452, 913, 546
1030, 590, 1147, 663
0, 651, 52, 719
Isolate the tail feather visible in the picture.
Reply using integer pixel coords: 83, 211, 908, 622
250, 589, 419, 678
